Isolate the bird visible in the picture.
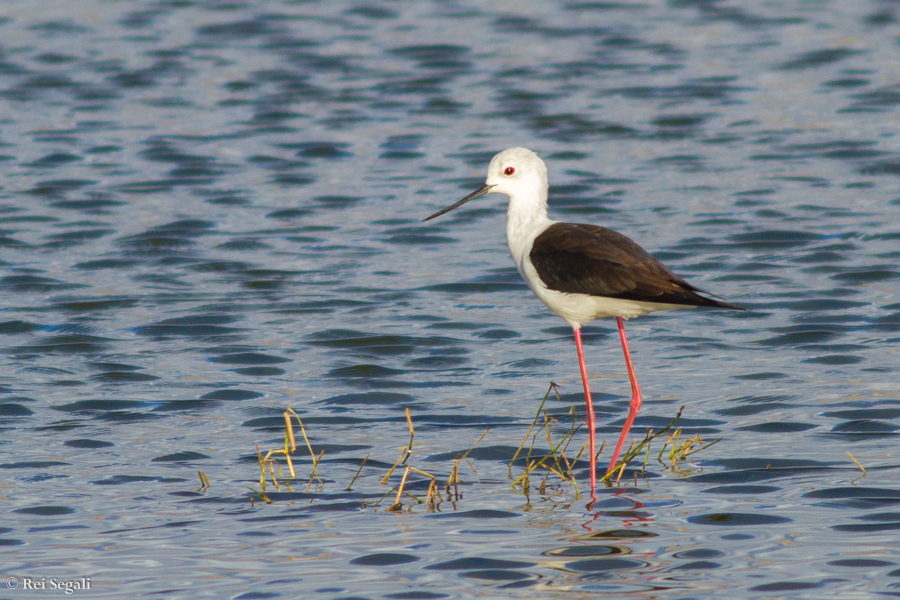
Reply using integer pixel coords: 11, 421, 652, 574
423, 147, 744, 492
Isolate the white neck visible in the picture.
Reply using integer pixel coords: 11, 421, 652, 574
505, 187, 552, 239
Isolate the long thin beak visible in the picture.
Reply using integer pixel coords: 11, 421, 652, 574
422, 184, 495, 222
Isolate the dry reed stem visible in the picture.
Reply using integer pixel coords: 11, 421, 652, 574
366, 486, 422, 510
684, 437, 721, 457
281, 410, 297, 478
522, 414, 545, 478
265, 455, 281, 490
407, 466, 441, 510
305, 450, 325, 491
656, 430, 721, 469
509, 396, 583, 491
346, 453, 370, 491
509, 384, 584, 492
310, 449, 324, 478
599, 406, 685, 483
253, 404, 496, 511
614, 440, 634, 485
441, 427, 489, 499
460, 427, 489, 481
446, 458, 461, 499
393, 465, 412, 508
847, 451, 867, 474
543, 411, 566, 478
572, 441, 589, 467
247, 487, 272, 504
284, 451, 295, 479
510, 421, 580, 489
382, 466, 437, 512
366, 487, 397, 508
381, 450, 406, 485
373, 438, 443, 511
467, 428, 490, 457
408, 466, 436, 479
381, 408, 418, 484
287, 407, 319, 473
509, 383, 557, 477
557, 407, 579, 478
402, 407, 415, 465
255, 443, 268, 490
463, 455, 478, 478
567, 441, 589, 500
557, 412, 580, 475
197, 470, 210, 491
284, 410, 296, 452
642, 435, 653, 472
425, 479, 443, 511
664, 429, 683, 463
549, 417, 580, 485
254, 410, 308, 493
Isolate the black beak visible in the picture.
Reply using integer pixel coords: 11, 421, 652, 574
422, 184, 495, 222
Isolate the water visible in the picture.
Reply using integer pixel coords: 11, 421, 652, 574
2, 0, 899, 598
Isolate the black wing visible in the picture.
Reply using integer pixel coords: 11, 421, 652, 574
529, 223, 743, 309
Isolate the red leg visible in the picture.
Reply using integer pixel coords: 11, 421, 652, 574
606, 317, 642, 475
573, 327, 597, 491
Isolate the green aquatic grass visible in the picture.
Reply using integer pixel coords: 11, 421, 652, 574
243, 388, 737, 510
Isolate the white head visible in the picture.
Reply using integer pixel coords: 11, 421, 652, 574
423, 147, 549, 222
484, 147, 548, 200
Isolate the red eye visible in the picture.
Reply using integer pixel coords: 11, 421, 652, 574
504, 167, 515, 175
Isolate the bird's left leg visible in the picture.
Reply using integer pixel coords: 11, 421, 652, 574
573, 327, 597, 491
606, 316, 642, 475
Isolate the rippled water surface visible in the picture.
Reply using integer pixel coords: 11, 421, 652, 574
2, 0, 900, 598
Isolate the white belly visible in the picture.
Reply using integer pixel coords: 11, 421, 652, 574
524, 277, 689, 327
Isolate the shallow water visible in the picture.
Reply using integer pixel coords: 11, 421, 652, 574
1, 0, 899, 598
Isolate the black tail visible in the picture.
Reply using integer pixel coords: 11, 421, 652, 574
698, 296, 746, 311
686, 285, 746, 311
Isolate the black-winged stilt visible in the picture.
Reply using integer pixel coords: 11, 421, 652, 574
424, 147, 744, 491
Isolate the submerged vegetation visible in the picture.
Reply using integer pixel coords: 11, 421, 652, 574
508, 384, 722, 495
235, 381, 740, 511
247, 406, 487, 511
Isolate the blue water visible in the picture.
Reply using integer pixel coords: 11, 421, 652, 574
2, 1, 899, 598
